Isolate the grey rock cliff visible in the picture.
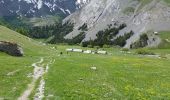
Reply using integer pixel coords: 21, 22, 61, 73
63, 0, 170, 48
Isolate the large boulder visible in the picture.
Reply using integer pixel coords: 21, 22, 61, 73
0, 41, 23, 56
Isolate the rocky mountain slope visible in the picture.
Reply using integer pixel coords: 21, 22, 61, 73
64, 0, 170, 48
0, 0, 89, 17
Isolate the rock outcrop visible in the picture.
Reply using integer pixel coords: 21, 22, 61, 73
0, 41, 23, 56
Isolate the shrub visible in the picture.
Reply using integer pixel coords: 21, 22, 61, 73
118, 23, 127, 30
159, 54, 167, 59
81, 41, 89, 47
136, 49, 155, 55
94, 46, 100, 49
113, 31, 134, 47
103, 44, 110, 48
66, 32, 85, 45
78, 23, 88, 31
87, 45, 93, 48
121, 48, 129, 52
123, 7, 135, 15
130, 34, 149, 49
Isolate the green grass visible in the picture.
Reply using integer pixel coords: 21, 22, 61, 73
0, 53, 34, 99
123, 7, 135, 14
0, 26, 170, 99
144, 31, 170, 54
137, 0, 170, 5
135, 0, 170, 11
44, 45, 170, 100
158, 31, 170, 49
164, 0, 170, 3
138, 0, 153, 5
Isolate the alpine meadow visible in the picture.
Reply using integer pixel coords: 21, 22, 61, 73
0, 0, 170, 100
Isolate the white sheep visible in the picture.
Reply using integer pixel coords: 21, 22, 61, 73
90, 67, 97, 70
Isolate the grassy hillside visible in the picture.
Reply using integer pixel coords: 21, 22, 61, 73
0, 26, 55, 56
0, 25, 55, 99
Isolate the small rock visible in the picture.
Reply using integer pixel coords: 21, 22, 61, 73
79, 78, 83, 80
90, 67, 97, 70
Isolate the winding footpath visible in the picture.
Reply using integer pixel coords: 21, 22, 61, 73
18, 58, 55, 100
34, 59, 55, 100
34, 64, 48, 100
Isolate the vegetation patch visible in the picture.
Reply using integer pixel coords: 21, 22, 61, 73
82, 24, 128, 47
46, 22, 74, 44
113, 31, 134, 47
136, 48, 155, 55
78, 23, 88, 31
121, 48, 129, 52
123, 7, 135, 15
130, 34, 149, 49
158, 31, 170, 49
65, 32, 86, 45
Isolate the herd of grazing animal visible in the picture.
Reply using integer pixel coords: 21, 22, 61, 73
66, 48, 107, 55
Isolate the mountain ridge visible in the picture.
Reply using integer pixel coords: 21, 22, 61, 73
0, 0, 89, 17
